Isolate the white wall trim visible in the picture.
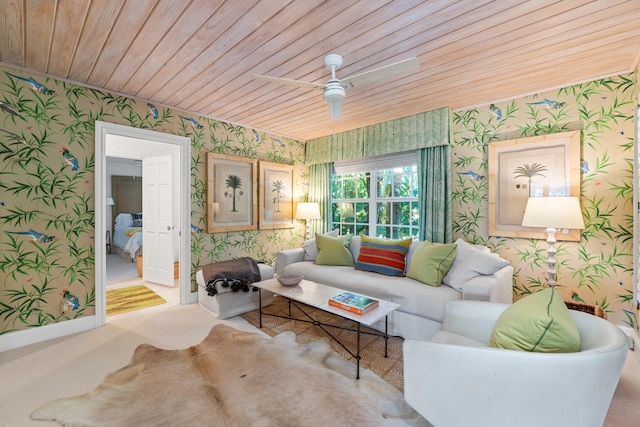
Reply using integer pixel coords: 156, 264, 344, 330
0, 316, 96, 352
95, 121, 195, 325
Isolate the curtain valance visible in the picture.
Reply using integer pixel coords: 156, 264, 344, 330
305, 107, 450, 165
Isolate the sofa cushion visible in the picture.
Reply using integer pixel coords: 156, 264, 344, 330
406, 242, 457, 286
355, 236, 412, 276
405, 240, 423, 271
443, 239, 509, 291
283, 261, 461, 323
315, 234, 354, 266
489, 288, 580, 353
303, 229, 339, 261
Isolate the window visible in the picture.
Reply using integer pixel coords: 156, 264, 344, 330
330, 165, 419, 238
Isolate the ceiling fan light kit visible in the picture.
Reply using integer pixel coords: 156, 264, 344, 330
254, 54, 419, 122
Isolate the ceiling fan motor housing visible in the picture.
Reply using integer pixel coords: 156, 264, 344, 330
324, 79, 345, 120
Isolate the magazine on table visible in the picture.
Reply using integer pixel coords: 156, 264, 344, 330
328, 292, 379, 315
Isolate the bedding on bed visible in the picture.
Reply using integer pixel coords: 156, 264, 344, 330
113, 213, 180, 262
113, 213, 142, 260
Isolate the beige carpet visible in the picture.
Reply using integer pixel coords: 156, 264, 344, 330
241, 295, 405, 390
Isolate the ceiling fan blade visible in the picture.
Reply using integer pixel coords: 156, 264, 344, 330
254, 74, 325, 91
341, 57, 419, 90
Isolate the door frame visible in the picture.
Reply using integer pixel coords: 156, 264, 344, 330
95, 121, 194, 328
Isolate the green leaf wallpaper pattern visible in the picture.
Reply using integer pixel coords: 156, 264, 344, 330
452, 72, 638, 328
0, 66, 307, 335
2, 60, 638, 335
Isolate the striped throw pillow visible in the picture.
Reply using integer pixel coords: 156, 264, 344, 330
355, 236, 412, 276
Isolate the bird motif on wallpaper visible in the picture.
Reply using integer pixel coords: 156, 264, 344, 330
6, 73, 56, 95
457, 171, 484, 181
0, 101, 19, 116
580, 160, 590, 174
6, 229, 56, 243
489, 104, 502, 120
272, 137, 285, 148
60, 287, 80, 312
527, 98, 565, 109
147, 103, 159, 119
252, 129, 260, 142
180, 116, 203, 129
60, 146, 79, 171
0, 129, 27, 145
570, 290, 585, 303
190, 223, 203, 233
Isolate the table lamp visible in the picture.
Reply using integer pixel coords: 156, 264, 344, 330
521, 196, 585, 287
295, 202, 321, 240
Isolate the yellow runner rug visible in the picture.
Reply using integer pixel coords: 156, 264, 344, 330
106, 285, 166, 316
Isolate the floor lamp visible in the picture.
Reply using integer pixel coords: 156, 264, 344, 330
521, 196, 585, 287
295, 202, 321, 240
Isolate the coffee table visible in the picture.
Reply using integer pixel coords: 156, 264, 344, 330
253, 278, 400, 379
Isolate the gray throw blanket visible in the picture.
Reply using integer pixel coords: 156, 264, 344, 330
202, 257, 261, 296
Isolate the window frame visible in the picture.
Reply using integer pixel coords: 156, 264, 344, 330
330, 164, 419, 238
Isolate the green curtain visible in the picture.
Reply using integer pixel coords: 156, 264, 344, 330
308, 163, 332, 237
305, 107, 450, 165
418, 146, 452, 243
305, 107, 452, 241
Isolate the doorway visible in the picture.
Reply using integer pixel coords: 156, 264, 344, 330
105, 159, 179, 315
95, 121, 193, 327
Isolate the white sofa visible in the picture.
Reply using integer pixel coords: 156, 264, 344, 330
403, 300, 628, 427
276, 237, 513, 341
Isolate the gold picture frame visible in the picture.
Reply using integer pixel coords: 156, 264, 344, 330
488, 130, 581, 241
207, 153, 257, 233
258, 161, 294, 230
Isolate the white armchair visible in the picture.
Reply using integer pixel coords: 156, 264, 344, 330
403, 300, 628, 427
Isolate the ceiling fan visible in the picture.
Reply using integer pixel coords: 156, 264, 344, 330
254, 54, 419, 120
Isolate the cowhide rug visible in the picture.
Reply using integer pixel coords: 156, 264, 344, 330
31, 324, 430, 426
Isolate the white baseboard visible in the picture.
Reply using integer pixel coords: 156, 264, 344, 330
0, 315, 97, 353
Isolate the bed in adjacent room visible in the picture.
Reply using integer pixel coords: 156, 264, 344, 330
113, 213, 143, 261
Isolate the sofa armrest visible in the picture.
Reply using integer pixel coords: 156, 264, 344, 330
461, 264, 513, 303
276, 248, 305, 276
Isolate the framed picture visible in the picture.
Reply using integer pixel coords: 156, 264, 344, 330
258, 161, 294, 230
207, 153, 257, 233
488, 130, 581, 241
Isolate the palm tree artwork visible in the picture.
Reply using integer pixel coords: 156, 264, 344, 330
513, 162, 548, 196
271, 180, 284, 212
225, 174, 243, 212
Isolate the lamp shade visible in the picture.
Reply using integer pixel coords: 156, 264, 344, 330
106, 197, 115, 206
521, 197, 585, 229
295, 202, 321, 220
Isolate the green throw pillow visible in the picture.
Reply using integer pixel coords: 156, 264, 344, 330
315, 233, 354, 266
406, 242, 457, 286
489, 288, 581, 353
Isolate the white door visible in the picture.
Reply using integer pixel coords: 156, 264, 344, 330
142, 154, 175, 286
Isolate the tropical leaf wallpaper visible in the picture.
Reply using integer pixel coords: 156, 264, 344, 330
0, 64, 307, 335
452, 71, 638, 328
1, 58, 638, 338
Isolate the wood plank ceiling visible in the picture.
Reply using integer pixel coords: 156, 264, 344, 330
1, 0, 639, 141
